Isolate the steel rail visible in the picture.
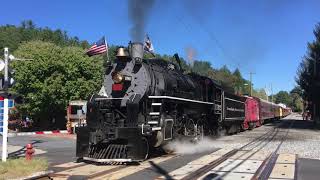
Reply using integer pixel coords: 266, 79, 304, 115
181, 122, 281, 180
253, 120, 295, 180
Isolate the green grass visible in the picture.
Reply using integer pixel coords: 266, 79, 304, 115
0, 157, 48, 180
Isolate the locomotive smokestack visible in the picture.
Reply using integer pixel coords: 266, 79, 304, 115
129, 42, 144, 63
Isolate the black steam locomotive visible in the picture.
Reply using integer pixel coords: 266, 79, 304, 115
76, 42, 245, 162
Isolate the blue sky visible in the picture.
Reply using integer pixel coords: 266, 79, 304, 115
1, 0, 320, 94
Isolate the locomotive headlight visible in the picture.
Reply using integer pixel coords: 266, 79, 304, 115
112, 72, 124, 84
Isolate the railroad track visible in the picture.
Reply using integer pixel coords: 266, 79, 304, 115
253, 119, 296, 180
49, 120, 297, 180
173, 120, 296, 180
50, 154, 178, 180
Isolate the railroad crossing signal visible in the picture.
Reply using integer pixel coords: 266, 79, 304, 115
1, 47, 25, 162
0, 98, 14, 133
0, 92, 18, 162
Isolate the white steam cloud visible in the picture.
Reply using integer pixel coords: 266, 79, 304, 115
164, 137, 217, 155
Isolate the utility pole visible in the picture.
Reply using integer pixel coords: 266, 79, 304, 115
264, 85, 269, 101
249, 72, 255, 96
271, 83, 273, 103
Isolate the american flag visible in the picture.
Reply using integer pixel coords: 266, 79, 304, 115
144, 34, 154, 53
86, 36, 108, 56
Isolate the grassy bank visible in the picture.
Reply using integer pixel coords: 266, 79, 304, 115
0, 158, 48, 180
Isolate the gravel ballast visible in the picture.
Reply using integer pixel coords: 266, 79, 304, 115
211, 113, 320, 159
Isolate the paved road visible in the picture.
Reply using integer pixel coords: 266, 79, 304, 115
299, 158, 320, 180
5, 134, 76, 166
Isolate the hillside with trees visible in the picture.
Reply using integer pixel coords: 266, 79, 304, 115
0, 20, 89, 54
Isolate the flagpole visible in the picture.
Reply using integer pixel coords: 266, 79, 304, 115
104, 36, 110, 62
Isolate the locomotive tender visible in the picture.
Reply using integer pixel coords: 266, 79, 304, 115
76, 42, 286, 162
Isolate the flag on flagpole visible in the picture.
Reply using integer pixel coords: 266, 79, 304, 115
86, 36, 108, 56
144, 34, 154, 55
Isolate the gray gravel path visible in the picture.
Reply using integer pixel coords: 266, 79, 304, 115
211, 113, 320, 159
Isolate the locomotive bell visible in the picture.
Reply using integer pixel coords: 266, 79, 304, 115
116, 47, 129, 57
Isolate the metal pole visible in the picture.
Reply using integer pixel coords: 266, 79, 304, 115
2, 48, 9, 162
104, 37, 110, 62
2, 98, 8, 162
4, 48, 8, 89
271, 83, 273, 103
264, 86, 269, 102
250, 73, 252, 96
249, 72, 255, 96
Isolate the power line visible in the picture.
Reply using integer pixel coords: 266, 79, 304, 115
175, 14, 252, 73
174, 14, 262, 94
175, 14, 267, 95
194, 20, 252, 72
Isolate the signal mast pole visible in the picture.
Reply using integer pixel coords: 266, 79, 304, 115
2, 48, 9, 162
4, 48, 8, 89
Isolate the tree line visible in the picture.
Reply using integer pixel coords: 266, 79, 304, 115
296, 23, 320, 120
0, 20, 299, 129
0, 20, 101, 129
268, 87, 303, 112
0, 20, 89, 54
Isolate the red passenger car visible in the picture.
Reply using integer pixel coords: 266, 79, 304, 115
254, 97, 275, 123
243, 96, 260, 130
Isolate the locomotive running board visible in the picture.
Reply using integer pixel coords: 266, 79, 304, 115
83, 157, 133, 163
148, 96, 214, 105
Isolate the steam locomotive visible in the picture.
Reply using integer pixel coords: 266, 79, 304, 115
76, 42, 287, 163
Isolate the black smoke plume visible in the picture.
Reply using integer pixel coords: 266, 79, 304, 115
128, 0, 155, 42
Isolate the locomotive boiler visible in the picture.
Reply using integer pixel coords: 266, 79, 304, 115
76, 42, 245, 162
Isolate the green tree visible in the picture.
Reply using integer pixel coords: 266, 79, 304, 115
290, 86, 303, 97
191, 60, 212, 76
274, 91, 292, 105
252, 88, 268, 100
11, 41, 103, 129
290, 86, 303, 112
208, 68, 234, 92
232, 68, 248, 95
296, 23, 320, 113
